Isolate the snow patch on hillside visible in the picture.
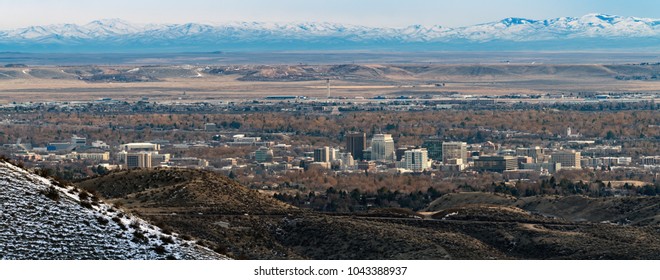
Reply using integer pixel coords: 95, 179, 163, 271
0, 161, 228, 260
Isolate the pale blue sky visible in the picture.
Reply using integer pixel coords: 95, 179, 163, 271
1, 0, 658, 29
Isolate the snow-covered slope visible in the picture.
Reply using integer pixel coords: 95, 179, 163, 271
443, 14, 660, 42
0, 14, 658, 52
0, 161, 228, 260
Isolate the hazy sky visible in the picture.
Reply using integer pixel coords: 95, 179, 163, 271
1, 0, 659, 29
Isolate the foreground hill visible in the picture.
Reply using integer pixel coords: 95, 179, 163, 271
78, 169, 660, 259
0, 161, 226, 260
75, 168, 295, 215
425, 192, 660, 225
77, 169, 507, 259
419, 192, 660, 259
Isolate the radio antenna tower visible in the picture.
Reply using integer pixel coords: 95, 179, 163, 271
326, 79, 330, 99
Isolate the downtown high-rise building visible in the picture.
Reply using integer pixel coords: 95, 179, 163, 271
422, 137, 443, 161
345, 132, 366, 161
403, 148, 430, 172
125, 152, 152, 169
442, 142, 467, 164
313, 147, 331, 163
371, 134, 395, 162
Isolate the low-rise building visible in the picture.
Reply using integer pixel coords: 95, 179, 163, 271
308, 162, 331, 169
441, 158, 464, 172
255, 146, 274, 162
227, 135, 274, 146
641, 156, 660, 165
204, 123, 218, 131
71, 135, 87, 147
168, 157, 209, 168
474, 156, 517, 172
67, 152, 110, 161
516, 147, 544, 163
47, 142, 74, 152
151, 153, 171, 166
220, 158, 237, 167
357, 161, 376, 172
91, 140, 110, 149
13, 152, 41, 161
551, 150, 581, 169
121, 143, 160, 152
521, 162, 562, 174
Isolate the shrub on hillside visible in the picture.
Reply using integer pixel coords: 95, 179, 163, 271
153, 245, 168, 255
40, 186, 60, 202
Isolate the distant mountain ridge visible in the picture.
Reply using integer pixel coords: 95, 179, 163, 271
0, 14, 658, 52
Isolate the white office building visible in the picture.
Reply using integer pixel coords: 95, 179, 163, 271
371, 134, 395, 162
551, 150, 581, 169
121, 143, 160, 152
402, 148, 431, 172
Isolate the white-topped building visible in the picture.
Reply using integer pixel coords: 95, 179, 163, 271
402, 148, 431, 172
121, 143, 160, 152
371, 134, 395, 162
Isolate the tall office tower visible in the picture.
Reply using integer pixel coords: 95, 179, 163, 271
422, 137, 443, 161
403, 148, 430, 172
125, 152, 152, 169
345, 132, 366, 160
371, 134, 395, 162
339, 152, 355, 168
442, 142, 467, 164
329, 147, 339, 162
314, 146, 331, 163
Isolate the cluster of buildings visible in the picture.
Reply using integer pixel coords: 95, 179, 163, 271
6, 135, 209, 171
239, 132, 432, 174
233, 128, 658, 181
3, 126, 659, 183
305, 133, 432, 173
235, 132, 578, 175
9, 135, 111, 163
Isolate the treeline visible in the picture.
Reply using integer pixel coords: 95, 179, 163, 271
273, 178, 660, 213
274, 187, 444, 212
473, 177, 660, 198
2, 110, 657, 149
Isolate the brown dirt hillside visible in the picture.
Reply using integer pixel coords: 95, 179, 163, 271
76, 168, 294, 215
76, 169, 508, 259
426, 192, 519, 210
275, 215, 507, 260
395, 217, 660, 259
78, 171, 660, 260
518, 195, 660, 226
425, 192, 660, 226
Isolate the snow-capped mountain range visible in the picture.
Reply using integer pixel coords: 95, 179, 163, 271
0, 14, 658, 52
